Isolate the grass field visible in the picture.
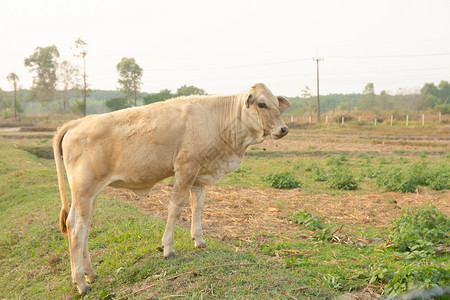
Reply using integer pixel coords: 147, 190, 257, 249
0, 123, 449, 299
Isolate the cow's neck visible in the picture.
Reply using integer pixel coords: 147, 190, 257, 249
210, 95, 264, 157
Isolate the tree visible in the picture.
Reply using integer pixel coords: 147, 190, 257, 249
376, 90, 392, 111
74, 38, 88, 116
357, 83, 376, 111
6, 73, 19, 120
106, 97, 130, 111
176, 85, 206, 96
57, 61, 80, 113
437, 80, 449, 104
301, 86, 313, 118
143, 89, 175, 105
116, 57, 143, 106
24, 45, 60, 108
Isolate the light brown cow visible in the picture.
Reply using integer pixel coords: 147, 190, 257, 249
53, 83, 290, 293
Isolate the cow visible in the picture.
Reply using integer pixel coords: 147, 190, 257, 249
53, 83, 290, 294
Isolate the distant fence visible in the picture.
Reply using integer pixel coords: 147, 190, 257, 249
283, 112, 449, 126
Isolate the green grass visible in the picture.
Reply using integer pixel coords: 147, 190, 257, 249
1, 137, 449, 299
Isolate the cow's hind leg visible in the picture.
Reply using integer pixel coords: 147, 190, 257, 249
190, 185, 206, 248
66, 190, 97, 294
83, 204, 97, 283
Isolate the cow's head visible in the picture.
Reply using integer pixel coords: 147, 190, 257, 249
241, 83, 290, 141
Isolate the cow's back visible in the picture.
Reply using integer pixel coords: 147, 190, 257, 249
61, 102, 189, 190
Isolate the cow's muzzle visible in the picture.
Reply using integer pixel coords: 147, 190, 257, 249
272, 125, 289, 139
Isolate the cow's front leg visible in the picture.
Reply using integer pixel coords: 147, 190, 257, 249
162, 171, 197, 258
190, 185, 207, 248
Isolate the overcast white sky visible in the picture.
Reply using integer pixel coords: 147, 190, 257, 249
1, 0, 450, 96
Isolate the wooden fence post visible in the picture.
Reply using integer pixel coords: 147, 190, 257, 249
326, 115, 328, 124
439, 112, 441, 123
406, 115, 409, 126
374, 118, 377, 126
422, 114, 425, 126
391, 115, 393, 126
290, 115, 293, 123
342, 117, 344, 125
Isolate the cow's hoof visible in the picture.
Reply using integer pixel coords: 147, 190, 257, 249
75, 282, 91, 295
195, 243, 207, 249
164, 252, 176, 259
85, 272, 97, 283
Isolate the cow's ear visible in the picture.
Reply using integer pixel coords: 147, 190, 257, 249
277, 96, 290, 110
245, 92, 254, 108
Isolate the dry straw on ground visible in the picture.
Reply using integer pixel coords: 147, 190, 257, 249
104, 184, 449, 242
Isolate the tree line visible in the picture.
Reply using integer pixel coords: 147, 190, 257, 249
0, 40, 211, 118
286, 81, 450, 117
1, 41, 449, 119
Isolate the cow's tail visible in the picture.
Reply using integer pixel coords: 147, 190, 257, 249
53, 123, 71, 236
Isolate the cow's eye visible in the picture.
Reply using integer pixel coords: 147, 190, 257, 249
257, 103, 268, 109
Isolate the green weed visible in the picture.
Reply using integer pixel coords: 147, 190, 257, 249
390, 205, 449, 253
327, 166, 358, 190
289, 209, 324, 230
264, 171, 301, 189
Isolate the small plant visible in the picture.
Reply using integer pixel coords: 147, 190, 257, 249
425, 164, 449, 190
264, 171, 301, 189
377, 162, 449, 192
326, 154, 347, 166
323, 274, 341, 290
328, 167, 358, 190
390, 205, 449, 253
313, 166, 328, 182
305, 162, 317, 172
368, 263, 394, 285
383, 264, 449, 298
289, 209, 324, 230
284, 256, 303, 268
233, 166, 251, 176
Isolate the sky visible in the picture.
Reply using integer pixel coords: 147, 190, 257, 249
1, 0, 450, 96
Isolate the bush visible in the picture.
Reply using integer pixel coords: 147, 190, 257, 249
390, 205, 450, 253
264, 171, 301, 189
425, 164, 450, 190
328, 167, 358, 190
377, 162, 449, 192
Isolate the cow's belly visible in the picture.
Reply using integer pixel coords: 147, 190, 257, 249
195, 155, 243, 186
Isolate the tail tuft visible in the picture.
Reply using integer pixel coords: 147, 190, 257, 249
60, 208, 69, 236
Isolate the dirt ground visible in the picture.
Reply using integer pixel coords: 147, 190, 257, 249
104, 184, 450, 242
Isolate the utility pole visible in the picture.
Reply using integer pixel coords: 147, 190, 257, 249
313, 57, 324, 123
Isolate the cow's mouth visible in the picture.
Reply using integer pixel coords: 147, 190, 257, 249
272, 133, 284, 139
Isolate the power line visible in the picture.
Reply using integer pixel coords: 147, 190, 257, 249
148, 52, 450, 72
327, 52, 450, 60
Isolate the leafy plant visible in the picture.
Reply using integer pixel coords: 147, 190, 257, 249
328, 166, 358, 190
383, 264, 449, 298
425, 164, 449, 190
323, 275, 341, 290
289, 209, 324, 230
326, 154, 347, 166
377, 162, 449, 192
264, 171, 301, 189
390, 205, 449, 253
313, 166, 328, 182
